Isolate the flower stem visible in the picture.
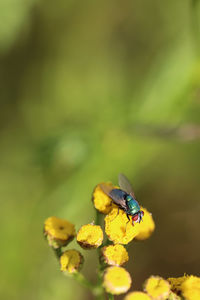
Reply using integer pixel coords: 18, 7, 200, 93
108, 293, 114, 300
73, 272, 94, 291
95, 210, 102, 226
53, 247, 62, 259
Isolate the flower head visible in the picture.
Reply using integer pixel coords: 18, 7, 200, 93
44, 216, 76, 248
60, 249, 83, 274
77, 224, 103, 249
167, 275, 189, 294
103, 266, 132, 295
92, 183, 116, 214
135, 207, 155, 240
101, 244, 129, 266
124, 291, 151, 300
105, 206, 140, 244
144, 276, 170, 300
181, 275, 200, 300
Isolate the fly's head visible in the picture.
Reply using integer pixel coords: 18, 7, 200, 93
132, 210, 144, 225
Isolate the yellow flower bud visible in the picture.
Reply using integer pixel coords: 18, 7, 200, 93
92, 183, 115, 214
144, 276, 170, 300
101, 244, 129, 266
60, 249, 83, 274
76, 224, 103, 249
135, 207, 155, 241
103, 266, 132, 295
44, 216, 76, 248
181, 275, 200, 300
124, 291, 151, 300
105, 207, 140, 244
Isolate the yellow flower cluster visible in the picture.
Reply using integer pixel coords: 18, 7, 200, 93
44, 176, 200, 300
44, 178, 156, 296
123, 274, 200, 300
93, 182, 155, 245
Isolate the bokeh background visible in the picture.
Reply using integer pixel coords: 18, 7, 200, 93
1, 1, 200, 299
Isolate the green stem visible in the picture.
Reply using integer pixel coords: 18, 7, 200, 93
53, 247, 62, 259
108, 294, 114, 300
95, 210, 102, 226
73, 272, 104, 298
73, 272, 94, 291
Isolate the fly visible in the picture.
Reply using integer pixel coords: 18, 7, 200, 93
100, 174, 144, 225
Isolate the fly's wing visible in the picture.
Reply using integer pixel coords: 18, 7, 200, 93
118, 173, 136, 198
100, 183, 127, 210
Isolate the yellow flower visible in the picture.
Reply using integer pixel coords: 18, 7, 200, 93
76, 224, 103, 249
60, 249, 83, 274
135, 207, 155, 240
144, 276, 170, 300
181, 275, 200, 300
44, 216, 76, 248
92, 183, 115, 214
168, 275, 189, 294
101, 244, 129, 266
104, 206, 140, 244
103, 266, 132, 295
124, 291, 151, 300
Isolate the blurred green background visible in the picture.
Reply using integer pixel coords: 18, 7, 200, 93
1, 0, 200, 299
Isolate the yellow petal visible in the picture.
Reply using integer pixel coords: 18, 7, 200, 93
44, 216, 75, 248
92, 183, 116, 214
144, 276, 170, 300
60, 249, 83, 274
135, 207, 155, 240
105, 207, 140, 244
103, 266, 132, 295
77, 224, 103, 249
101, 244, 129, 266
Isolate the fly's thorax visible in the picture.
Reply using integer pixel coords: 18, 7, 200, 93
125, 195, 140, 215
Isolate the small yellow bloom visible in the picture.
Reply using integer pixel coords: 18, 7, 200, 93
105, 206, 140, 244
76, 224, 103, 249
124, 291, 151, 300
181, 275, 200, 300
168, 275, 189, 294
103, 266, 132, 295
60, 249, 83, 274
144, 276, 170, 300
44, 216, 76, 248
135, 207, 155, 240
92, 183, 115, 214
101, 244, 129, 266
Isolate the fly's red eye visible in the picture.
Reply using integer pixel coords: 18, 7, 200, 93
132, 214, 138, 221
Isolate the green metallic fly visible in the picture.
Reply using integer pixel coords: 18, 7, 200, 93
100, 174, 144, 225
